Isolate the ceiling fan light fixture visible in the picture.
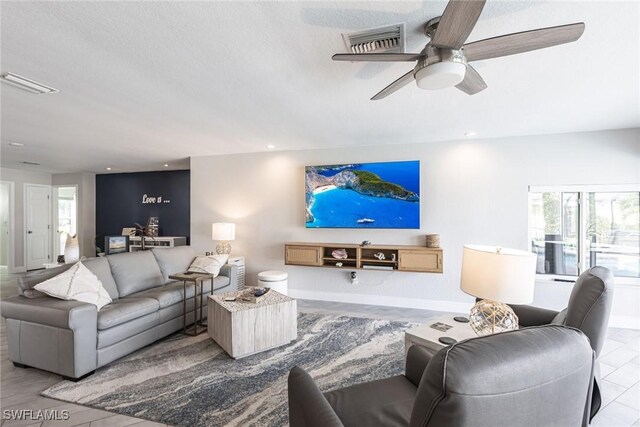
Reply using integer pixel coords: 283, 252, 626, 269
415, 61, 466, 90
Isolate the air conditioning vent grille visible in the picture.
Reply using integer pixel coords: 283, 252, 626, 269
343, 23, 405, 54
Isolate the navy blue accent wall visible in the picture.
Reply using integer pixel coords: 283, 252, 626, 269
96, 170, 190, 243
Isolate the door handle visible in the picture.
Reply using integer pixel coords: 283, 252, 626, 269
27, 230, 33, 234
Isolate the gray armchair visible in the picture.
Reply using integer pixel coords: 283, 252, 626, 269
289, 325, 594, 427
507, 266, 614, 418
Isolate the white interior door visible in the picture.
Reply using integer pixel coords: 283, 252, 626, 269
25, 184, 51, 270
0, 182, 10, 267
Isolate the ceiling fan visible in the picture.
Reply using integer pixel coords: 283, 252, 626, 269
332, 0, 585, 100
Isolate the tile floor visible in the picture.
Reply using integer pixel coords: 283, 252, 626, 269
1, 270, 639, 426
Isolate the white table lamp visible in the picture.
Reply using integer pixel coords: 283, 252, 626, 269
212, 223, 235, 255
460, 245, 536, 335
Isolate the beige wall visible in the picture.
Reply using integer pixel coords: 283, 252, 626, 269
190, 128, 640, 327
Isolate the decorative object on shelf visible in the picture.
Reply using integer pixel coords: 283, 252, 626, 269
212, 222, 235, 255
391, 253, 397, 262
361, 240, 371, 247
331, 248, 348, 259
460, 245, 536, 336
104, 235, 129, 255
121, 227, 136, 236
64, 233, 80, 264
373, 252, 385, 260
134, 222, 155, 250
335, 262, 343, 267
146, 217, 159, 237
425, 234, 440, 248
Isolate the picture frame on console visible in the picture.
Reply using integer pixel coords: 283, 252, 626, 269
104, 235, 129, 255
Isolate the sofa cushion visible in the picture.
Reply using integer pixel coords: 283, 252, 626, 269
98, 311, 159, 349
128, 282, 186, 308
127, 276, 230, 308
152, 247, 197, 284
18, 264, 74, 298
97, 297, 160, 330
324, 375, 416, 427
107, 251, 164, 297
83, 257, 119, 300
188, 255, 228, 276
34, 262, 112, 311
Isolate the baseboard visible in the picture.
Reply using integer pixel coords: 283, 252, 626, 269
288, 289, 472, 314
290, 289, 640, 330
609, 316, 640, 330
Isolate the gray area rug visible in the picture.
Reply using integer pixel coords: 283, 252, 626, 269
42, 313, 415, 426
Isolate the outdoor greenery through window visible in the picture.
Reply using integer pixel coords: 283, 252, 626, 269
529, 187, 640, 280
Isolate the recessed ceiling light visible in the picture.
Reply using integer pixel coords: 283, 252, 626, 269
163, 164, 169, 167
8, 142, 24, 147
0, 72, 59, 95
106, 167, 112, 171
266, 144, 275, 149
464, 131, 477, 137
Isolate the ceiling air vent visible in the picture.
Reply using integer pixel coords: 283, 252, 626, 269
342, 23, 405, 54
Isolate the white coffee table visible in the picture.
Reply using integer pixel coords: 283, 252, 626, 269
208, 289, 297, 359
405, 315, 477, 355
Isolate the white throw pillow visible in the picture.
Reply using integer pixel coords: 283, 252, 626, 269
34, 262, 112, 310
188, 254, 228, 276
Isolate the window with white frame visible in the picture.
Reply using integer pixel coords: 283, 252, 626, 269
528, 185, 639, 281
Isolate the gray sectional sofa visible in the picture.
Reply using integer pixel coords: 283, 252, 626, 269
1, 246, 238, 380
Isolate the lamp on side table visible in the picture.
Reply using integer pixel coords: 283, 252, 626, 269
212, 222, 235, 255
460, 245, 536, 336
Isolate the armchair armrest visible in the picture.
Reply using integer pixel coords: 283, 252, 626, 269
288, 366, 344, 427
509, 304, 560, 327
475, 298, 559, 327
405, 345, 436, 387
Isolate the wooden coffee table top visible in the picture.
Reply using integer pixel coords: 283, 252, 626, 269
210, 289, 294, 312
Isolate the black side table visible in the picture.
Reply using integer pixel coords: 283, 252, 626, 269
169, 272, 214, 336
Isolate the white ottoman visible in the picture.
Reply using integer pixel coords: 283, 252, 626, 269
258, 270, 288, 295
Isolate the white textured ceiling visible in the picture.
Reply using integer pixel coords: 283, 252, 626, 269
1, 1, 638, 173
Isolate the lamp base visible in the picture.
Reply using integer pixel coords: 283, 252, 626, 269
216, 242, 232, 255
469, 299, 519, 336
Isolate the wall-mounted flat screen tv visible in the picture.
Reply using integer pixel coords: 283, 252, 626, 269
305, 160, 420, 229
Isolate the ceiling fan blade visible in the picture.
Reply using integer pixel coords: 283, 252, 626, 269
455, 65, 487, 95
371, 70, 415, 100
332, 53, 424, 62
431, 0, 486, 49
463, 22, 585, 62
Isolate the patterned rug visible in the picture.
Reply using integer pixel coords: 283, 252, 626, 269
41, 313, 415, 426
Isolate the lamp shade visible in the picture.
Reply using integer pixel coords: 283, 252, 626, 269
460, 245, 536, 304
211, 223, 235, 241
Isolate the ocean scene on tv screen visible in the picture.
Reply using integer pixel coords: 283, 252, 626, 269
305, 160, 420, 228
